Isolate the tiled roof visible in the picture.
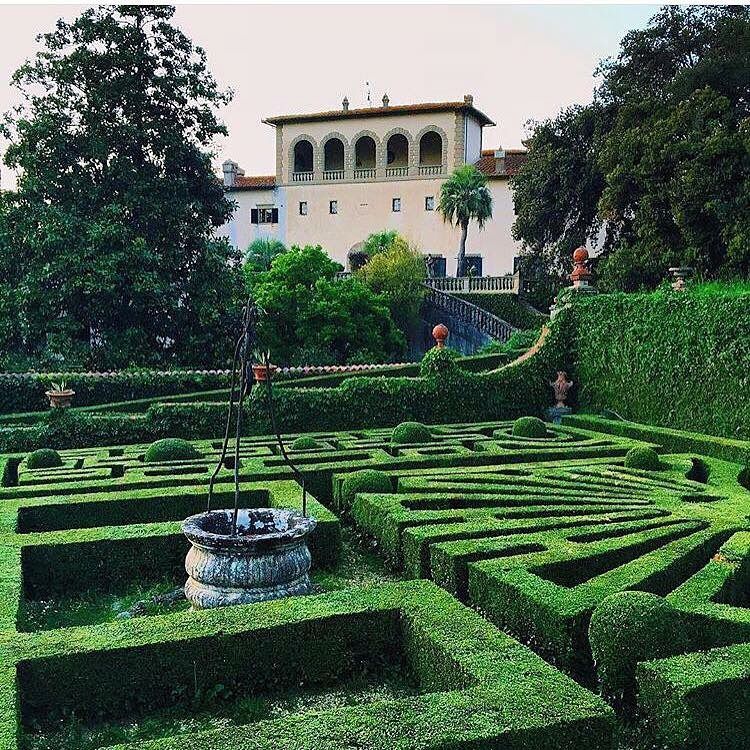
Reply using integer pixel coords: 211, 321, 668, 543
475, 148, 527, 178
263, 100, 495, 127
230, 175, 276, 190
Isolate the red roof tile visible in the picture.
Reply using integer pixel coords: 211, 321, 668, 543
475, 148, 527, 178
230, 175, 276, 190
263, 100, 495, 127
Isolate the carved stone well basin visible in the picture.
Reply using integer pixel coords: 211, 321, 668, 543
182, 508, 316, 609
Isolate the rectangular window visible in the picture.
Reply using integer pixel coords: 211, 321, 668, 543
392, 197, 401, 212
425, 196, 435, 211
251, 206, 278, 224
299, 201, 308, 216
329, 200, 338, 215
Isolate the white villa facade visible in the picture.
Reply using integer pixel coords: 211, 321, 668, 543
217, 94, 527, 276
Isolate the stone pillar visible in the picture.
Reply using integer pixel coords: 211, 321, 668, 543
550, 246, 598, 319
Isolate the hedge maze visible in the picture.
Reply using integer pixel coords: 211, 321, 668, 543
0, 417, 748, 749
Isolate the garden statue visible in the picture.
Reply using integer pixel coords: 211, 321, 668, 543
182, 296, 316, 609
669, 266, 694, 291
551, 371, 573, 407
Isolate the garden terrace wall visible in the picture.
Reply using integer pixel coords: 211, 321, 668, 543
146, 322, 572, 443
567, 290, 750, 439
0, 371, 233, 414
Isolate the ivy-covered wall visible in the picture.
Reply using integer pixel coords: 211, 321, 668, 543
570, 291, 750, 439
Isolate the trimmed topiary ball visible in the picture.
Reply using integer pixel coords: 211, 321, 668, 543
291, 436, 323, 451
26, 448, 63, 469
511, 416, 548, 438
624, 446, 661, 470
391, 421, 433, 445
144, 438, 200, 463
339, 469, 392, 512
589, 591, 690, 710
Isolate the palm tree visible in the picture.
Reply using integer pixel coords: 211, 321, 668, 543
438, 165, 493, 276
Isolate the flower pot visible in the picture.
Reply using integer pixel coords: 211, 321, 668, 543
252, 363, 278, 382
182, 508, 316, 609
45, 389, 75, 408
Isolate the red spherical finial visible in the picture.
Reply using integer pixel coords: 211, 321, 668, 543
570, 246, 592, 286
432, 323, 449, 348
573, 246, 589, 263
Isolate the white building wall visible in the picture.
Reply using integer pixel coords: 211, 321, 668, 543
221, 178, 521, 275
217, 188, 282, 253
464, 115, 483, 165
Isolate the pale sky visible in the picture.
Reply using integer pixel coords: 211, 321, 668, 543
0, 3, 659, 187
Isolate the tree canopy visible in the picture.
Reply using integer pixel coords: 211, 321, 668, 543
359, 235, 426, 337
253, 245, 405, 366
512, 5, 750, 292
0, 5, 243, 368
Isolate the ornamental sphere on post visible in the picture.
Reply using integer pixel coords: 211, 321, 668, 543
570, 246, 593, 288
432, 323, 449, 348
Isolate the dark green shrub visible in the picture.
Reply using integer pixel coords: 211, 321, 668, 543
419, 346, 461, 378
512, 416, 548, 438
291, 436, 323, 450
26, 448, 63, 469
624, 446, 661, 470
144, 438, 200, 463
686, 457, 710, 483
391, 421, 432, 444
339, 469, 392, 511
589, 591, 690, 710
739, 465, 750, 491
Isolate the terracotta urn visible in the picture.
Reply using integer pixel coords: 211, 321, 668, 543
45, 389, 75, 408
252, 362, 278, 382
182, 508, 316, 609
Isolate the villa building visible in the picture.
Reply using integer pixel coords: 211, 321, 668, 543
217, 94, 527, 276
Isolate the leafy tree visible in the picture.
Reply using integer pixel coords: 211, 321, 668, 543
512, 5, 750, 292
0, 5, 242, 367
361, 230, 399, 258
359, 236, 426, 336
244, 238, 287, 286
438, 165, 493, 276
253, 245, 404, 365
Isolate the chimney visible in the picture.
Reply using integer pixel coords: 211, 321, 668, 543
222, 160, 244, 187
382, 93, 390, 107
494, 149, 506, 175
342, 96, 349, 112
464, 93, 474, 106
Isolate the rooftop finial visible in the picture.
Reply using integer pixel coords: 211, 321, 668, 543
382, 93, 390, 107
464, 93, 474, 106
342, 96, 349, 112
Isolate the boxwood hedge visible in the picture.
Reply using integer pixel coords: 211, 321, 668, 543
568, 290, 750, 439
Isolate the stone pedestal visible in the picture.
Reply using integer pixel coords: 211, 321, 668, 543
545, 405, 572, 425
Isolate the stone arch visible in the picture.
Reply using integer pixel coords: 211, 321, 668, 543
288, 134, 317, 176
415, 125, 448, 168
351, 130, 381, 171
383, 126, 414, 168
320, 132, 349, 172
